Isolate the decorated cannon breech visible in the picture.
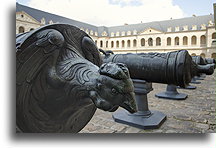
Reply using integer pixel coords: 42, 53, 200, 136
103, 50, 194, 88
16, 24, 137, 133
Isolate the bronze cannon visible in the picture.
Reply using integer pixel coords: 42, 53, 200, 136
16, 24, 137, 133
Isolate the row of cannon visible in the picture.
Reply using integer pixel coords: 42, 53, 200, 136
16, 24, 215, 133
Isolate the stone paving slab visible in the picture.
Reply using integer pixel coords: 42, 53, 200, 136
80, 74, 216, 133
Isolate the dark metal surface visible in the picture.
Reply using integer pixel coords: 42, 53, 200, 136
103, 50, 194, 88
16, 24, 137, 133
155, 84, 187, 100
112, 79, 166, 129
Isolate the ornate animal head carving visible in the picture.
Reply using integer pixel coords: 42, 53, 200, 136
89, 62, 137, 113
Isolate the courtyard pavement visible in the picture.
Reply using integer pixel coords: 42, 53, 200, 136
80, 73, 216, 133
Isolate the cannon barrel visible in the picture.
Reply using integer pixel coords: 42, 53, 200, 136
205, 58, 216, 64
197, 64, 215, 75
103, 50, 193, 88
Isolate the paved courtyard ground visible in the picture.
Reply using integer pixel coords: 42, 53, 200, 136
80, 73, 216, 133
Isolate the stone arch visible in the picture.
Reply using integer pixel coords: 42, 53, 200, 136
141, 38, 145, 46
167, 37, 171, 46
211, 53, 216, 59
148, 38, 153, 46
200, 35, 206, 45
191, 35, 197, 45
191, 53, 196, 56
30, 28, 34, 31
122, 40, 125, 48
183, 36, 188, 45
127, 40, 131, 47
174, 37, 179, 45
200, 53, 205, 58
156, 37, 161, 46
116, 41, 119, 48
19, 26, 25, 33
133, 39, 137, 47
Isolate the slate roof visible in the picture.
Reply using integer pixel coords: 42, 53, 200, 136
16, 3, 214, 37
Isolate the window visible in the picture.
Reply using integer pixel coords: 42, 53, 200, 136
175, 37, 179, 45
18, 26, 25, 33
200, 35, 206, 45
148, 38, 153, 46
211, 53, 216, 59
183, 36, 188, 45
200, 53, 205, 58
133, 39, 137, 47
191, 36, 197, 45
116, 41, 119, 48
122, 40, 125, 48
212, 33, 216, 39
100, 41, 103, 48
167, 37, 171, 46
156, 37, 161, 46
111, 41, 114, 48
127, 40, 131, 47
141, 38, 145, 46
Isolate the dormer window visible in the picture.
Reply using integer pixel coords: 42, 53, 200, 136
133, 30, 137, 35
201, 24, 206, 30
111, 32, 115, 37
85, 29, 89, 34
192, 25, 197, 30
121, 31, 125, 36
127, 31, 131, 36
167, 27, 172, 32
175, 27, 179, 32
116, 32, 120, 36
95, 32, 98, 36
90, 30, 94, 35
102, 31, 107, 36
183, 25, 188, 31
49, 20, 53, 24
208, 20, 214, 26
41, 18, 46, 25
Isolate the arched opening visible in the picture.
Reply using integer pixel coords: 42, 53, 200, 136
156, 37, 161, 46
106, 41, 108, 48
95, 40, 97, 45
116, 41, 119, 48
148, 38, 153, 46
141, 38, 145, 46
111, 41, 114, 48
212, 33, 216, 39
133, 39, 137, 47
19, 26, 25, 33
122, 40, 125, 48
127, 40, 131, 48
200, 53, 205, 58
30, 28, 34, 31
174, 37, 179, 45
211, 53, 216, 59
183, 36, 188, 45
167, 37, 171, 46
191, 53, 196, 56
191, 36, 197, 45
200, 35, 206, 45
100, 40, 103, 48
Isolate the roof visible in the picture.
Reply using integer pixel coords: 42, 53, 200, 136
16, 3, 215, 37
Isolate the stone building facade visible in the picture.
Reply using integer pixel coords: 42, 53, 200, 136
16, 3, 216, 58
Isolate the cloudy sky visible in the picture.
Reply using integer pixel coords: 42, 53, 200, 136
16, 0, 215, 26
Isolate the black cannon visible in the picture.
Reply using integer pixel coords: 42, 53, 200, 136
16, 24, 137, 133
103, 50, 199, 128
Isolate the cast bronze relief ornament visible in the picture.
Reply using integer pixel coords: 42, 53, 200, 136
16, 24, 137, 133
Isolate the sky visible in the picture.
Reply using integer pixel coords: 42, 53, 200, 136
16, 0, 215, 26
